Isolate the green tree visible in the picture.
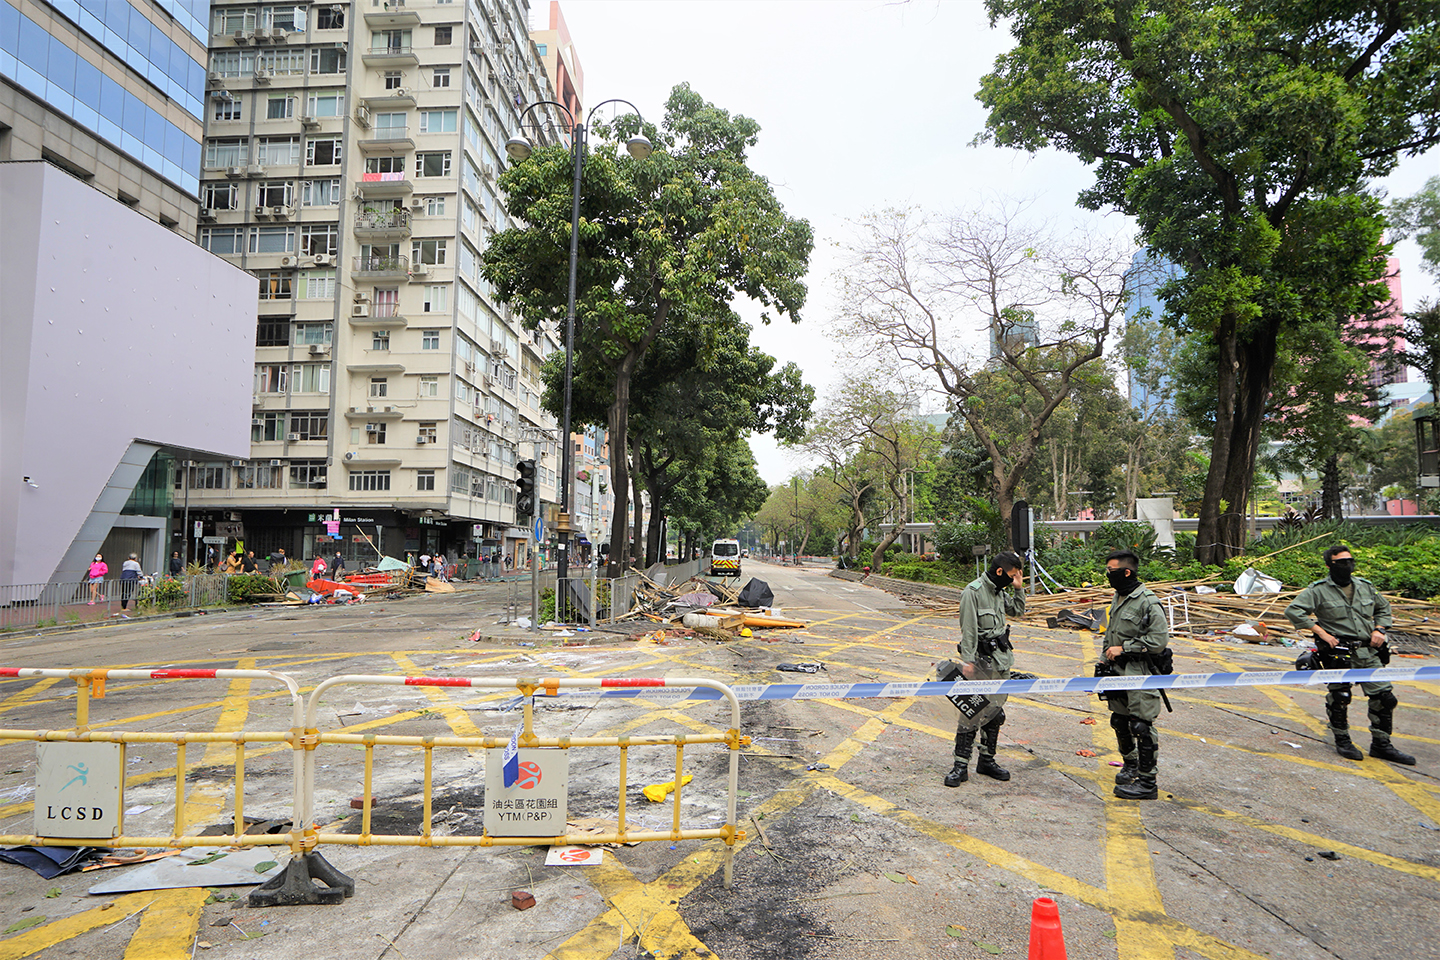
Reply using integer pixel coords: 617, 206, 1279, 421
1400, 301, 1440, 403
978, 0, 1440, 563
1389, 176, 1440, 276
483, 84, 812, 575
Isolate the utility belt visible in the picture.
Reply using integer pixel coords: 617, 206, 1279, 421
973, 627, 1012, 657
1296, 636, 1390, 671
1093, 647, 1174, 712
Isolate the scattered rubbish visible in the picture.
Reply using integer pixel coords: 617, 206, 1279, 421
737, 578, 775, 608
1231, 622, 1270, 641
0, 785, 35, 803
1317, 850, 1341, 861
468, 629, 483, 642
1234, 567, 1282, 596
1080, 717, 1097, 725
776, 662, 825, 674
514, 617, 532, 629
883, 871, 917, 884
1283, 742, 1303, 750
1046, 608, 1106, 632
80, 849, 181, 873
3, 917, 45, 935
1195, 585, 1217, 594
1305, 856, 1315, 862
739, 627, 753, 638
1108, 761, 1124, 768
87, 847, 283, 895
564, 818, 639, 847
945, 925, 966, 938
805, 762, 831, 772
544, 846, 603, 866
511, 891, 536, 911
0, 846, 100, 879
642, 775, 693, 803
123, 805, 152, 816
349, 798, 371, 810
1419, 822, 1439, 831
1076, 749, 1098, 758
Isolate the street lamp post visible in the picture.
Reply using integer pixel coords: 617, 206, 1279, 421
506, 99, 651, 587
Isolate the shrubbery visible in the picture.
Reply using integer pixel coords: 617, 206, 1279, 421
136, 578, 187, 611
226, 574, 284, 603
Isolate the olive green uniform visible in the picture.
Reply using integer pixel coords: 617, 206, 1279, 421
953, 575, 1025, 767
1105, 585, 1169, 780
1285, 575, 1397, 747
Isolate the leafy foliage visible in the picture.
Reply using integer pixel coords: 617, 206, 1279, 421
226, 575, 283, 604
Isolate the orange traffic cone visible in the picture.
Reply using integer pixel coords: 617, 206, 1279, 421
1028, 897, 1067, 959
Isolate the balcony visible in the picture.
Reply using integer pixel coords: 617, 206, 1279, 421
348, 300, 408, 328
352, 254, 409, 279
344, 405, 405, 420
363, 1, 421, 28
353, 207, 412, 240
361, 43, 418, 68
363, 89, 416, 109
359, 126, 414, 153
356, 173, 412, 198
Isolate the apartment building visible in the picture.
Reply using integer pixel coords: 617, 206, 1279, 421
185, 0, 568, 567
1, 0, 208, 232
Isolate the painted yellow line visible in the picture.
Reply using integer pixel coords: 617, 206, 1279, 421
121, 888, 208, 960
389, 654, 485, 750
0, 889, 204, 960
0, 679, 60, 716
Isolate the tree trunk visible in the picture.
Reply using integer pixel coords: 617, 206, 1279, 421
1321, 453, 1343, 519
605, 354, 638, 578
1196, 314, 1279, 565
630, 463, 643, 571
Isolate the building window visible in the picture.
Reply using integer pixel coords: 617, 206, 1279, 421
418, 422, 438, 444
433, 67, 451, 88
252, 412, 286, 442
415, 152, 451, 178
310, 47, 346, 74
426, 196, 447, 218
256, 320, 289, 346
255, 364, 288, 393
213, 8, 257, 34
295, 322, 333, 345
267, 96, 295, 120
419, 110, 457, 134
249, 225, 296, 254
236, 462, 283, 489
384, 71, 403, 90
365, 155, 407, 174
419, 376, 439, 397
421, 330, 440, 350
422, 284, 448, 313
306, 138, 343, 166
291, 412, 329, 440
256, 136, 301, 166
256, 181, 293, 207
349, 470, 391, 491
316, 7, 345, 29
202, 183, 239, 211
434, 25, 452, 45
201, 227, 242, 255
296, 363, 331, 393
259, 48, 306, 76
412, 239, 446, 265
370, 378, 389, 398
372, 331, 391, 351
373, 29, 411, 53
257, 271, 292, 300
417, 470, 436, 491
210, 50, 256, 78
300, 224, 339, 256
290, 460, 327, 486
374, 288, 401, 317
301, 179, 342, 206
183, 463, 230, 489
365, 422, 387, 444
205, 138, 248, 168
213, 98, 242, 122
303, 270, 337, 299
307, 91, 345, 118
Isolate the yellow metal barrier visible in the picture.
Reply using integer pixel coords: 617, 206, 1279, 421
299, 673, 750, 887
0, 666, 304, 850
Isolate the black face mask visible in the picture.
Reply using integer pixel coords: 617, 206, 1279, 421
1107, 568, 1139, 595
988, 569, 1013, 590
1328, 559, 1355, 586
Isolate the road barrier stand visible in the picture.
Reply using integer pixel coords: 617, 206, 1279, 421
288, 674, 750, 893
0, 667, 306, 855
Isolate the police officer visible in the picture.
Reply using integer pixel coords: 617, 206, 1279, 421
945, 551, 1026, 787
1102, 549, 1169, 800
1284, 545, 1415, 765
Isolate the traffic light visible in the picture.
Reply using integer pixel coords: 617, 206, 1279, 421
515, 459, 536, 517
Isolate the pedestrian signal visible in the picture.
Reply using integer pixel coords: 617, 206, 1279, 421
515, 460, 536, 518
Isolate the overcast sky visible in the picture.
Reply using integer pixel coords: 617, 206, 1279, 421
553, 0, 1440, 485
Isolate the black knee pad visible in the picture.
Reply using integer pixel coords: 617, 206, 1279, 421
1372, 690, 1398, 712
1110, 712, 1129, 732
1129, 717, 1153, 740
1329, 684, 1353, 706
990, 708, 1006, 727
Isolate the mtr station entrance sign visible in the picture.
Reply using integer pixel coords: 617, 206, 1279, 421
484, 749, 568, 837
34, 742, 125, 839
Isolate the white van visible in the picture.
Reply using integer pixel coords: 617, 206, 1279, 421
709, 539, 741, 577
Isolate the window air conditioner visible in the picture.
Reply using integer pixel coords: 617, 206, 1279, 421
198, 208, 217, 221
392, 88, 408, 99
308, 343, 330, 355
253, 69, 270, 82
272, 205, 292, 218
344, 452, 357, 460
208, 72, 225, 87
252, 417, 263, 426
226, 166, 244, 178
410, 262, 429, 278
280, 255, 298, 267
354, 105, 371, 126
287, 432, 301, 442
232, 459, 246, 466
353, 292, 370, 302
246, 163, 265, 176
254, 27, 271, 40
410, 198, 425, 210
269, 459, 282, 467
313, 253, 332, 266
365, 424, 379, 433
254, 204, 271, 218
234, 30, 252, 44
301, 115, 319, 127
271, 30, 289, 43
416, 436, 429, 444
351, 304, 368, 317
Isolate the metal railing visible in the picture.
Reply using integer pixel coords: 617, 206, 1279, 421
352, 254, 409, 274
353, 207, 411, 230
1, 574, 254, 632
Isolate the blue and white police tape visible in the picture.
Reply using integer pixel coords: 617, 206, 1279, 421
499, 664, 1440, 708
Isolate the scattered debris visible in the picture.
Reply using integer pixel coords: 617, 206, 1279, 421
1317, 850, 1341, 861
544, 846, 603, 866
87, 847, 283, 895
776, 662, 825, 674
0, 846, 100, 878
1075, 749, 1098, 758
1080, 717, 1097, 725
642, 775, 694, 803
511, 891, 536, 911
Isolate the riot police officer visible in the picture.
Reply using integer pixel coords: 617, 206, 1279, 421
1102, 549, 1170, 800
1285, 545, 1415, 765
944, 551, 1026, 787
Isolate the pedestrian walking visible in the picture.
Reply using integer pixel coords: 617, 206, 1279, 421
434, 554, 447, 581
205, 546, 217, 572
87, 554, 108, 604
943, 551, 1026, 787
1285, 545, 1415, 765
1099, 549, 1171, 800
119, 553, 142, 612
168, 551, 183, 578
310, 554, 328, 580
332, 551, 346, 576
242, 550, 259, 573
419, 552, 431, 575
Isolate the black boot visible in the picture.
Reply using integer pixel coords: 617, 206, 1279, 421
1328, 697, 1364, 761
1114, 728, 1157, 800
945, 729, 975, 787
1367, 692, 1415, 764
1110, 713, 1137, 785
1370, 739, 1416, 765
975, 718, 1010, 781
1333, 733, 1364, 761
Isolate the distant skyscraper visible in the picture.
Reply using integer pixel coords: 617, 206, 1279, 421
1124, 248, 1181, 417
1, 0, 209, 232
988, 308, 1037, 360
1346, 258, 1408, 389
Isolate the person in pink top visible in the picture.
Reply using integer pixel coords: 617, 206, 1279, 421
87, 555, 108, 604
310, 555, 327, 580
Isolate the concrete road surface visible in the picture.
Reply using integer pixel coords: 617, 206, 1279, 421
0, 558, 1435, 960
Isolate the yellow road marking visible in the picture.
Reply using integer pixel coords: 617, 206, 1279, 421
389, 653, 485, 753
0, 889, 206, 960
